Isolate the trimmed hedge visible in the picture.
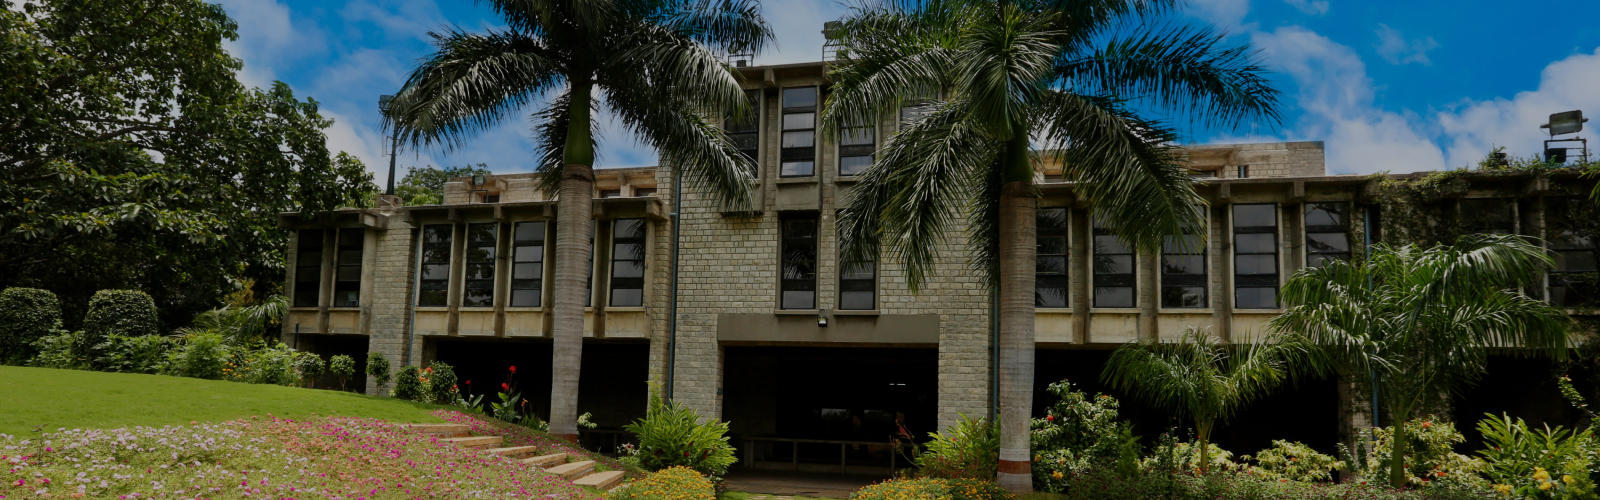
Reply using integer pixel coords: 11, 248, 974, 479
0, 287, 62, 364
82, 289, 160, 342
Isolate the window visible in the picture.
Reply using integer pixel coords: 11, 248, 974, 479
419, 225, 452, 307
839, 248, 875, 310
634, 188, 657, 197
1161, 223, 1206, 308
510, 221, 545, 307
585, 226, 595, 307
1237, 165, 1249, 178
1035, 208, 1069, 308
334, 228, 363, 307
1191, 170, 1217, 179
780, 214, 819, 309
599, 189, 622, 199
1305, 202, 1351, 267
1460, 199, 1515, 234
483, 194, 500, 203
1092, 215, 1135, 308
899, 100, 933, 127
780, 87, 817, 177
610, 219, 647, 307
294, 230, 323, 307
839, 118, 875, 176
1549, 198, 1598, 307
1233, 204, 1279, 309
463, 223, 496, 307
726, 90, 761, 171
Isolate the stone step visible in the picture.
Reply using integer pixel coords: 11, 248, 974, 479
546, 460, 595, 480
403, 424, 472, 438
438, 436, 502, 449
522, 453, 567, 468
573, 470, 625, 490
486, 445, 541, 459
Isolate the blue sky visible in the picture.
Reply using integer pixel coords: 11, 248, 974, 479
221, 0, 1600, 186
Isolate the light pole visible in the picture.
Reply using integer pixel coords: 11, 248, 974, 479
379, 95, 399, 195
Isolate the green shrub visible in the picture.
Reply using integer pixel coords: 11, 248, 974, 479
169, 332, 230, 379
1143, 441, 1241, 475
0, 287, 62, 364
1366, 417, 1489, 489
29, 330, 88, 369
236, 342, 299, 386
366, 351, 392, 394
1241, 440, 1344, 483
82, 290, 160, 345
916, 414, 999, 480
1477, 412, 1599, 498
427, 361, 459, 404
93, 334, 173, 374
621, 385, 737, 479
609, 466, 715, 500
392, 365, 427, 401
1060, 468, 1495, 500
296, 352, 326, 387
1030, 381, 1140, 490
851, 478, 951, 500
945, 478, 1011, 500
328, 354, 356, 390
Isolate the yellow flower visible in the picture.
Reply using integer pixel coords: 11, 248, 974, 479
1534, 467, 1551, 482
1565, 475, 1577, 485
1492, 484, 1512, 496
1540, 482, 1554, 491
1051, 471, 1063, 480
1033, 454, 1041, 462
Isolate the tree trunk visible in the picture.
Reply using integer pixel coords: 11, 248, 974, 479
1197, 419, 1214, 475
1388, 406, 1410, 488
548, 81, 596, 442
995, 136, 1037, 494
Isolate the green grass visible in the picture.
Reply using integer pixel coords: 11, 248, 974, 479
0, 366, 451, 435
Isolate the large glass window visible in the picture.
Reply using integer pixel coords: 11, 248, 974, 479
1161, 223, 1206, 309
839, 118, 875, 176
1461, 199, 1515, 234
1092, 215, 1135, 308
781, 214, 819, 309
419, 225, 452, 307
1035, 208, 1069, 308
727, 90, 761, 172
1233, 204, 1279, 309
463, 223, 496, 307
780, 87, 817, 177
294, 230, 323, 307
510, 221, 545, 307
1305, 202, 1351, 267
610, 219, 647, 307
899, 100, 933, 127
1549, 198, 1598, 307
839, 250, 875, 311
334, 228, 363, 307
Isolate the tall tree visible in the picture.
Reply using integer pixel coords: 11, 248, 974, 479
0, 0, 373, 329
823, 0, 1280, 491
386, 0, 770, 440
1271, 234, 1571, 488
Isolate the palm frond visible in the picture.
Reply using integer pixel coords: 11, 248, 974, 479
661, 0, 773, 54
387, 27, 564, 151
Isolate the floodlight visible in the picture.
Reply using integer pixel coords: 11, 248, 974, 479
472, 174, 487, 186
1540, 110, 1587, 136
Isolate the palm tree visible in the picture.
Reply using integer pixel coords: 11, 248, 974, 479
822, 0, 1280, 490
1271, 234, 1572, 488
1101, 327, 1323, 474
385, 0, 771, 440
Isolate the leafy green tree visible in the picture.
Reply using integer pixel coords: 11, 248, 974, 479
0, 288, 63, 364
366, 351, 392, 395
1271, 234, 1572, 488
394, 164, 494, 206
328, 354, 356, 391
823, 0, 1280, 490
386, 0, 770, 438
1101, 328, 1322, 474
0, 0, 374, 329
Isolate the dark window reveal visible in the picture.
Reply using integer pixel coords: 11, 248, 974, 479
419, 225, 452, 307
1305, 202, 1352, 268
726, 90, 761, 172
334, 228, 363, 307
1460, 199, 1515, 234
1549, 198, 1598, 307
1233, 204, 1279, 309
780, 87, 817, 177
610, 219, 647, 307
464, 223, 497, 307
1092, 215, 1136, 308
510, 221, 545, 307
599, 189, 622, 199
634, 188, 657, 197
839, 118, 875, 176
294, 230, 323, 307
781, 214, 819, 309
840, 248, 875, 310
1161, 224, 1207, 309
1035, 208, 1069, 308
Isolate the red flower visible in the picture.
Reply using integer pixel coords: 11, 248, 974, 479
683, 451, 690, 457
501, 383, 510, 392
1045, 415, 1055, 422
509, 366, 517, 374
465, 380, 471, 385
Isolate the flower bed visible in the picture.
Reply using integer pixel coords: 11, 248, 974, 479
2, 415, 601, 499
608, 467, 713, 500
431, 410, 639, 478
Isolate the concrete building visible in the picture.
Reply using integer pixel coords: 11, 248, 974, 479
279, 61, 1598, 471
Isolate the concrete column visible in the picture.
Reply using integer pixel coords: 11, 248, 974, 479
1211, 204, 1233, 341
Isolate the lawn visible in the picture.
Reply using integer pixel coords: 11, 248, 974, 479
0, 366, 449, 435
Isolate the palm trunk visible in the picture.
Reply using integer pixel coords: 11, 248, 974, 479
549, 80, 596, 442
995, 136, 1037, 494
1388, 404, 1411, 488
1196, 419, 1214, 475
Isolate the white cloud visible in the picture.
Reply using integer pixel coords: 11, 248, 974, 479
1283, 0, 1328, 16
755, 0, 852, 65
1436, 48, 1600, 169
217, 0, 324, 89
1186, 0, 1252, 31
1374, 24, 1438, 65
340, 0, 449, 43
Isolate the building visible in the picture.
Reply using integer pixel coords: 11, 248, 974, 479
278, 61, 1598, 470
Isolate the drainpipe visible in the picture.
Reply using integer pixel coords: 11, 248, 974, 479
1364, 205, 1379, 431
406, 227, 422, 370
991, 287, 1000, 421
667, 163, 682, 401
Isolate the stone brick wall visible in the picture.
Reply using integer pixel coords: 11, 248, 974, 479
365, 216, 419, 395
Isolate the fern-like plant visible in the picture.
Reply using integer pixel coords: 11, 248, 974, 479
621, 384, 737, 479
916, 414, 999, 480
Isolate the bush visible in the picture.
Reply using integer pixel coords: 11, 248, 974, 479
82, 290, 160, 344
94, 334, 173, 374
427, 361, 459, 404
296, 352, 326, 387
1366, 417, 1489, 489
29, 330, 88, 369
851, 478, 952, 500
1241, 440, 1344, 483
621, 385, 737, 480
610, 466, 715, 500
392, 365, 427, 401
328, 354, 356, 390
1060, 468, 1495, 500
0, 287, 62, 364
945, 478, 1011, 500
169, 332, 230, 379
236, 342, 300, 386
1143, 441, 1241, 475
366, 351, 392, 394
916, 414, 999, 480
1476, 412, 1599, 498
1031, 381, 1140, 490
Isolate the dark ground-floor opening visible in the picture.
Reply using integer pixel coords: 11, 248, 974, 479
724, 345, 938, 473
428, 338, 650, 444
1034, 348, 1340, 457
1454, 354, 1579, 451
296, 334, 369, 392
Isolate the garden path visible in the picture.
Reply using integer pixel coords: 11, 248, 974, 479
726, 469, 886, 499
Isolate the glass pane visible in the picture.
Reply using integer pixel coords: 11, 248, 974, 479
338, 228, 364, 248
840, 155, 873, 176
781, 161, 814, 177
294, 283, 319, 307
1552, 231, 1594, 250
298, 230, 323, 249
841, 262, 875, 280
782, 87, 817, 108
900, 103, 932, 124
783, 219, 818, 239
1233, 204, 1276, 228
298, 252, 322, 269
610, 289, 643, 307
336, 250, 360, 265
421, 247, 450, 263
422, 264, 451, 280
841, 291, 875, 310
1307, 253, 1349, 268
615, 219, 646, 239
1096, 255, 1134, 274
841, 126, 874, 145
1236, 287, 1278, 309
782, 290, 816, 310
613, 243, 644, 260
1038, 208, 1069, 231
1035, 287, 1067, 308
1236, 255, 1277, 275
511, 289, 540, 307
514, 245, 543, 262
335, 291, 359, 308
1236, 233, 1276, 254
424, 225, 452, 244
463, 288, 493, 307
782, 130, 814, 148
295, 264, 320, 282
1036, 256, 1068, 275
1163, 235, 1202, 254
1037, 236, 1068, 256
513, 262, 542, 280
1556, 251, 1598, 272
782, 112, 815, 130
514, 221, 545, 242
783, 262, 816, 280
731, 132, 759, 151
336, 266, 361, 282
1305, 203, 1347, 227
1162, 255, 1204, 275
1094, 287, 1134, 308
1307, 233, 1350, 253
1093, 235, 1131, 255
466, 246, 495, 262
1461, 199, 1513, 230
418, 289, 447, 307
1162, 287, 1206, 308
466, 263, 495, 280
612, 261, 645, 278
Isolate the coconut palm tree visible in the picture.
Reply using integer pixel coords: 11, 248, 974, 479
1101, 327, 1324, 474
1271, 233, 1572, 488
822, 0, 1281, 490
385, 0, 770, 440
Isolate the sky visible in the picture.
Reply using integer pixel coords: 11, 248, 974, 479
222, 0, 1600, 186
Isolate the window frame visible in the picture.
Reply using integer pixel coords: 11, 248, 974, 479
780, 213, 819, 310
838, 238, 876, 311
1460, 198, 1516, 235
1547, 197, 1598, 308
609, 218, 648, 307
1305, 202, 1352, 268
726, 89, 762, 176
461, 222, 498, 308
1035, 207, 1070, 308
1232, 203, 1280, 310
1160, 219, 1207, 309
418, 224, 454, 307
293, 229, 324, 308
779, 87, 818, 178
510, 221, 546, 308
1091, 215, 1137, 309
333, 228, 364, 308
838, 116, 876, 177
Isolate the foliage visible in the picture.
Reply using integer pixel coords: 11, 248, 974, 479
1142, 441, 1242, 476
171, 294, 289, 344
916, 414, 1000, 480
392, 365, 428, 401
1477, 413, 1600, 499
1057, 468, 1496, 500
394, 164, 493, 206
1102, 327, 1322, 473
366, 351, 392, 393
81, 289, 160, 345
1241, 440, 1345, 483
427, 361, 459, 404
609, 466, 715, 500
28, 330, 88, 370
328, 354, 356, 391
296, 352, 326, 387
946, 478, 1012, 500
1273, 234, 1572, 487
168, 332, 231, 380
0, 287, 62, 364
234, 342, 301, 386
1364, 418, 1489, 489
92, 334, 173, 374
852, 478, 953, 500
620, 384, 738, 479
1030, 381, 1140, 491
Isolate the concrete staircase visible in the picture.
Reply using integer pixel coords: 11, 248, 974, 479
401, 423, 627, 491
